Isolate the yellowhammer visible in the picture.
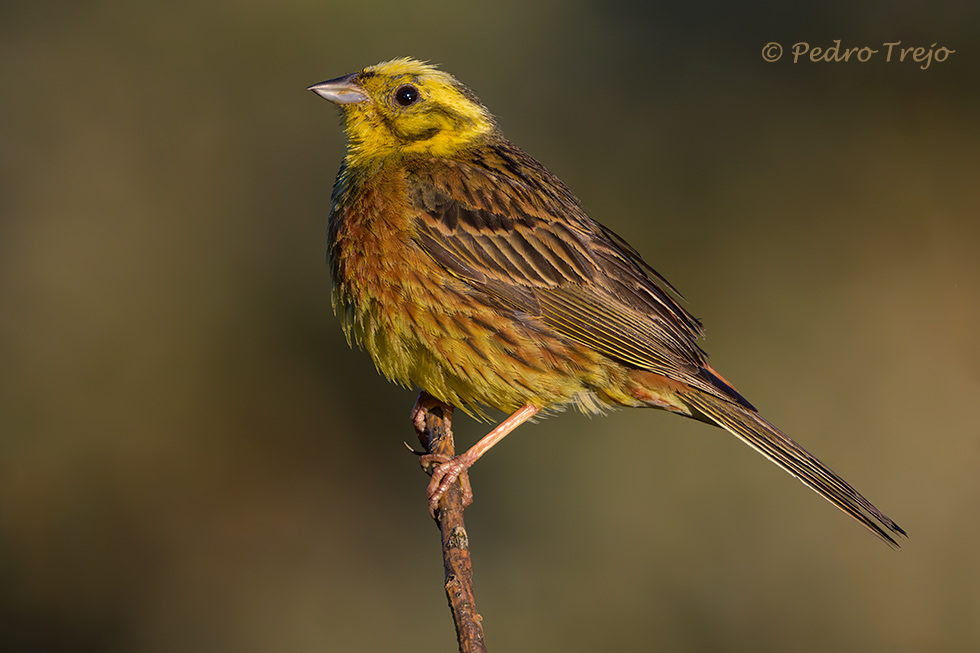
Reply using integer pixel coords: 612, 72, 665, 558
309, 58, 904, 545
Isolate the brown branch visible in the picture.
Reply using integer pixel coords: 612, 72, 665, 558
416, 396, 487, 653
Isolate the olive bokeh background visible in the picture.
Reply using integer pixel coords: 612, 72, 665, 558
2, 1, 978, 651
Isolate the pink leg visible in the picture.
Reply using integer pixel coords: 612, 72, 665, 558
421, 403, 539, 515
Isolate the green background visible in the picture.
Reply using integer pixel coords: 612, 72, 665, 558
2, 1, 978, 651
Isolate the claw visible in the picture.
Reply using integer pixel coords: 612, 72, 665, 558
403, 441, 423, 455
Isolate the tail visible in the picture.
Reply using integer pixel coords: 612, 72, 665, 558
677, 385, 907, 547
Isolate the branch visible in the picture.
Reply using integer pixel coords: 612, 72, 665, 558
416, 397, 487, 653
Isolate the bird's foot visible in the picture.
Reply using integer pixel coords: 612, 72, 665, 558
419, 452, 474, 517
411, 392, 453, 441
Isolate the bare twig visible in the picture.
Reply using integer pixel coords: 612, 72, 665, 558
416, 395, 487, 653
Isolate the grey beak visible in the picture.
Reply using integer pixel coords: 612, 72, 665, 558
308, 73, 368, 105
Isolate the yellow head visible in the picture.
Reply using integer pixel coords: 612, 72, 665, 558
309, 58, 496, 166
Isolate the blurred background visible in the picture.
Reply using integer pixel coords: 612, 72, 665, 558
2, 1, 978, 651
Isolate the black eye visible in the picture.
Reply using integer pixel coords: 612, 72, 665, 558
395, 84, 420, 106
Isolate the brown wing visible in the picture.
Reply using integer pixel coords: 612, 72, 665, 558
407, 143, 734, 399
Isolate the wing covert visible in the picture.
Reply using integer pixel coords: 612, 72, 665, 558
408, 153, 710, 382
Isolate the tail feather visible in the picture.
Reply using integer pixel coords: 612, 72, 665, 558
678, 389, 907, 546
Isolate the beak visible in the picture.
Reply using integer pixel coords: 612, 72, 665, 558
308, 73, 368, 105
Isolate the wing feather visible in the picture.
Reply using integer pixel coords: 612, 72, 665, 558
408, 145, 720, 395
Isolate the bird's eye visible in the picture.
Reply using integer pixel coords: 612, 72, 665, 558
395, 84, 420, 107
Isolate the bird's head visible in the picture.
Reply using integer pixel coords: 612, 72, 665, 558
309, 58, 496, 165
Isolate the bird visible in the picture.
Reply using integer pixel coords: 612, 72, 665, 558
309, 57, 905, 545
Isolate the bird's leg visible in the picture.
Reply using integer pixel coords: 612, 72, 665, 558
421, 403, 539, 515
